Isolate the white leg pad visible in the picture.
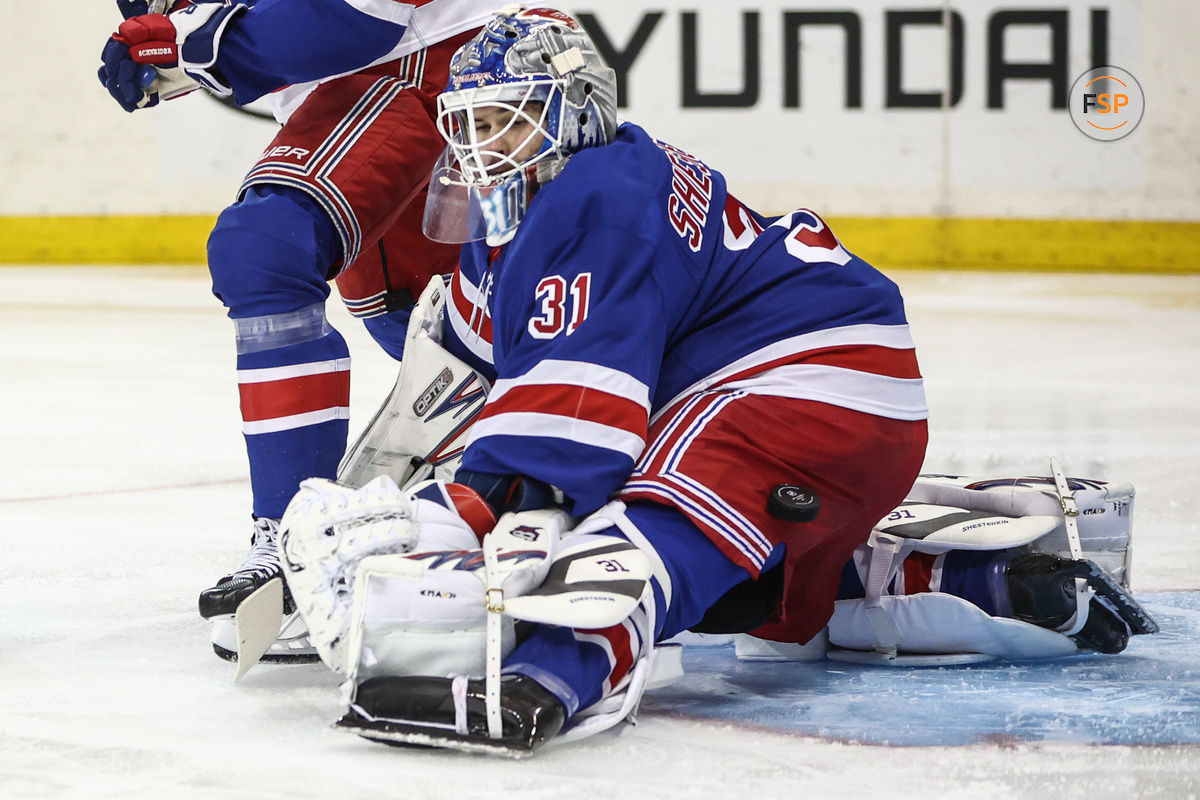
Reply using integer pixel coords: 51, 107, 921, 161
906, 465, 1135, 585
829, 592, 1079, 662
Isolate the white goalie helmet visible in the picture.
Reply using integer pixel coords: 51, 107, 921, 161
423, 5, 618, 246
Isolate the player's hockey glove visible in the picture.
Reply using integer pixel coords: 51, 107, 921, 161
98, 14, 181, 111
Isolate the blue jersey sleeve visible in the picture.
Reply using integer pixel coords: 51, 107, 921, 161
192, 0, 411, 104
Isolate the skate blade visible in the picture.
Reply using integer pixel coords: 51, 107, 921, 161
1081, 561, 1159, 635
210, 603, 321, 670
213, 643, 321, 664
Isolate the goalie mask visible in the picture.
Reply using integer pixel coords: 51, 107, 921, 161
423, 6, 618, 246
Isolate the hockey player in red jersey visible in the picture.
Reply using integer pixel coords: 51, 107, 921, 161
96, 0, 529, 661
243, 6, 1154, 756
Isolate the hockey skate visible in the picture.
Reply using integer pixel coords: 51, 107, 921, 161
336, 674, 566, 757
198, 517, 319, 663
1005, 552, 1158, 654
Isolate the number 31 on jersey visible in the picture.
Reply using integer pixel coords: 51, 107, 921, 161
529, 272, 592, 338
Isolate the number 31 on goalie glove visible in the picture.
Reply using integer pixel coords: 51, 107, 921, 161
489, 515, 654, 631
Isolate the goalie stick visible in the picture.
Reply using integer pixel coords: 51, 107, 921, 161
233, 578, 284, 681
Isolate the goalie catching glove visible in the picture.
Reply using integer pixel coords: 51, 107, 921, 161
278, 475, 498, 676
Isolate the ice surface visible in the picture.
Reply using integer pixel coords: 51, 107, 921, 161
2, 267, 1198, 798
651, 593, 1200, 747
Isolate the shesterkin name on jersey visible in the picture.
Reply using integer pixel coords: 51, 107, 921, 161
654, 138, 713, 253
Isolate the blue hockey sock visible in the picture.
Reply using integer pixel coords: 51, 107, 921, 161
836, 550, 1014, 617
936, 550, 1015, 617
504, 502, 756, 716
208, 184, 350, 519
236, 327, 350, 520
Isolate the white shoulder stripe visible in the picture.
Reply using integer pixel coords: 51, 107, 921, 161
724, 365, 928, 421
402, 1, 544, 50
467, 412, 645, 460
491, 360, 650, 408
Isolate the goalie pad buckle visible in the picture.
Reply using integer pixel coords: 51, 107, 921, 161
908, 461, 1136, 586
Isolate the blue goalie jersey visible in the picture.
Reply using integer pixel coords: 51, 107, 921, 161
442, 123, 926, 516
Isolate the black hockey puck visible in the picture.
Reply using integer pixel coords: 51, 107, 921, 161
767, 484, 820, 522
